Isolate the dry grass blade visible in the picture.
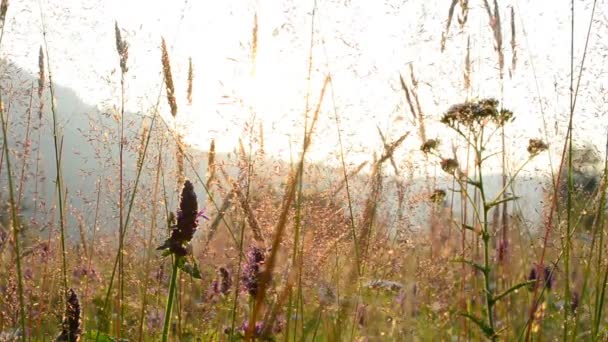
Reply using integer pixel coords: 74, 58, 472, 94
205, 191, 234, 247
0, 0, 7, 34
359, 131, 408, 257
233, 181, 264, 244
483, 0, 504, 79
206, 139, 216, 190
332, 161, 368, 197
259, 122, 264, 155
399, 73, 417, 123
510, 6, 517, 73
175, 135, 185, 192
187, 57, 193, 105
250, 76, 329, 337
464, 35, 471, 90
251, 12, 258, 75
458, 0, 469, 28
440, 0, 459, 52
409, 65, 426, 142
136, 124, 149, 169
161, 37, 178, 117
38, 46, 45, 119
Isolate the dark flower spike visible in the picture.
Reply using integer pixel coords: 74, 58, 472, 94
56, 288, 82, 342
157, 180, 201, 257
242, 246, 265, 297
211, 266, 232, 296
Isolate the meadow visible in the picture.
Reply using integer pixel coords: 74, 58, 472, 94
0, 0, 607, 341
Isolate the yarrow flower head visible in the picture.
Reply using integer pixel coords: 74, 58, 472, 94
421, 139, 440, 154
527, 139, 548, 156
242, 246, 265, 297
440, 158, 459, 175
430, 189, 447, 204
441, 98, 513, 129
157, 180, 207, 257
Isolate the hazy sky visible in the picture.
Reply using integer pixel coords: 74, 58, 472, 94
4, 0, 608, 175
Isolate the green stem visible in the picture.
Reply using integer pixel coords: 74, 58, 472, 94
0, 94, 26, 341
162, 256, 180, 342
477, 144, 496, 339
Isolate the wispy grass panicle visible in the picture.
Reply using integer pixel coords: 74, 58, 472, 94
482, 0, 504, 79
187, 56, 193, 105
0, 0, 7, 32
251, 12, 258, 75
160, 37, 177, 117
206, 139, 216, 190
510, 6, 517, 73
37, 46, 45, 118
114, 21, 128, 74
56, 289, 82, 342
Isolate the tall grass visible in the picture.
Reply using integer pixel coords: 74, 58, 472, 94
0, 1, 607, 341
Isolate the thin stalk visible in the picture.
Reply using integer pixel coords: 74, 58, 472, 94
476, 132, 496, 339
162, 256, 180, 342
563, 1, 576, 339
16, 83, 35, 208
138, 142, 164, 341
38, 0, 69, 295
82, 178, 102, 333
0, 92, 26, 342
592, 130, 608, 339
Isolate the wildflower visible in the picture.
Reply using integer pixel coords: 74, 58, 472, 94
527, 264, 555, 292
0, 229, 6, 250
440, 158, 459, 175
239, 321, 264, 337
527, 139, 548, 156
543, 266, 554, 290
527, 267, 537, 291
242, 246, 265, 297
440, 98, 512, 128
56, 289, 81, 342
157, 180, 203, 257
421, 139, 439, 154
147, 309, 164, 332
365, 279, 404, 292
211, 266, 232, 296
318, 282, 336, 306
430, 189, 446, 204
497, 239, 508, 263
571, 290, 579, 312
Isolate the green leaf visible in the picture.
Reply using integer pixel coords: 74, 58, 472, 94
459, 312, 495, 339
178, 257, 202, 279
485, 196, 520, 209
84, 330, 129, 341
299, 306, 322, 342
467, 178, 482, 188
492, 280, 537, 304
452, 257, 486, 273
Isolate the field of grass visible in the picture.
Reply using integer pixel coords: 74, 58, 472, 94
0, 0, 607, 341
